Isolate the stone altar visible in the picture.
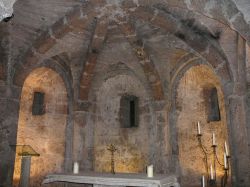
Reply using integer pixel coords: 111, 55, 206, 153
42, 172, 180, 187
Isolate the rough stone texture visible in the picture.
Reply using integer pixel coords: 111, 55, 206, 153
93, 75, 150, 173
0, 0, 16, 21
232, 0, 250, 23
175, 65, 228, 187
0, 0, 250, 187
13, 67, 67, 187
247, 43, 250, 83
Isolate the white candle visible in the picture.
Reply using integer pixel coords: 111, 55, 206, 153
197, 121, 201, 135
225, 141, 229, 156
224, 153, 228, 169
73, 162, 79, 174
202, 175, 205, 187
210, 164, 214, 180
147, 165, 153, 178
212, 133, 216, 146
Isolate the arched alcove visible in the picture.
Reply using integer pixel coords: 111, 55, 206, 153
173, 64, 229, 186
13, 67, 68, 187
93, 74, 152, 173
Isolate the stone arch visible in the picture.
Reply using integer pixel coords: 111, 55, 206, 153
131, 6, 233, 85
116, 21, 165, 101
75, 57, 161, 172
89, 62, 154, 102
13, 55, 74, 172
169, 58, 231, 186
78, 17, 108, 101
91, 73, 154, 173
13, 67, 69, 187
13, 53, 72, 89
12, 4, 97, 81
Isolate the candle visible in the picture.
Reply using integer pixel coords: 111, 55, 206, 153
224, 153, 228, 169
225, 141, 229, 156
73, 162, 79, 174
202, 175, 205, 187
147, 165, 153, 178
210, 164, 214, 180
197, 121, 201, 135
212, 133, 216, 146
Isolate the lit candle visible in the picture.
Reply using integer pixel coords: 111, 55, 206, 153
197, 121, 201, 135
73, 162, 79, 174
147, 165, 153, 178
224, 153, 228, 169
210, 164, 214, 180
202, 175, 205, 187
225, 141, 229, 156
212, 133, 216, 146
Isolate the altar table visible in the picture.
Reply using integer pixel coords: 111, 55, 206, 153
42, 172, 180, 187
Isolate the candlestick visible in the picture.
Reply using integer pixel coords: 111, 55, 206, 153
212, 133, 216, 146
202, 175, 205, 187
147, 165, 153, 178
197, 121, 201, 135
196, 127, 230, 186
210, 164, 214, 180
224, 153, 228, 169
225, 141, 229, 157
73, 162, 79, 174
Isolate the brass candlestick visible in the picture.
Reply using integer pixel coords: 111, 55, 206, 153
107, 144, 117, 174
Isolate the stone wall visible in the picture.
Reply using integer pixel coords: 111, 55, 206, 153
73, 29, 158, 173
247, 44, 250, 83
13, 67, 68, 187
0, 0, 250, 186
93, 75, 150, 173
175, 65, 228, 187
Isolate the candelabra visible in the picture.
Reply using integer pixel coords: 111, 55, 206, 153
197, 122, 230, 187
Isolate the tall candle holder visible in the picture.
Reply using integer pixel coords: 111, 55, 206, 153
196, 123, 230, 187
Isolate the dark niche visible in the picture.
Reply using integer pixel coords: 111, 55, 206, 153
203, 87, 221, 122
119, 95, 139, 128
32, 91, 45, 115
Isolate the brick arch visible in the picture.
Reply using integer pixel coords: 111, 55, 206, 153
170, 53, 200, 93
12, 3, 97, 80
89, 62, 154, 102
168, 54, 234, 177
167, 57, 203, 173
78, 17, 109, 100
78, 18, 165, 101
13, 54, 75, 171
116, 21, 165, 101
131, 6, 233, 85
13, 52, 72, 87
169, 60, 231, 185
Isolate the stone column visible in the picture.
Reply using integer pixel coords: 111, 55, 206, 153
73, 100, 95, 172
227, 34, 250, 186
0, 86, 21, 187
149, 100, 170, 173
19, 156, 31, 187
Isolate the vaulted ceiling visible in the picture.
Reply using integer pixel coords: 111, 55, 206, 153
1, 0, 249, 100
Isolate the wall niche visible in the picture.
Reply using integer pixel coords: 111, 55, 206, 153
93, 75, 151, 173
175, 64, 228, 187
32, 91, 45, 115
203, 86, 221, 122
13, 67, 68, 187
120, 95, 139, 128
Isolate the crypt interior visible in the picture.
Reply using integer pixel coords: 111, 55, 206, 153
0, 0, 250, 187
